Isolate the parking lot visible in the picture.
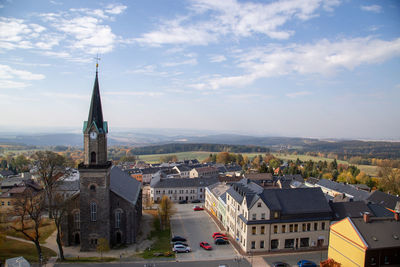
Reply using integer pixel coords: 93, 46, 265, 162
263, 250, 328, 266
170, 203, 238, 262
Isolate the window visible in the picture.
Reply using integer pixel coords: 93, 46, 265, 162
294, 224, 298, 232
74, 212, 80, 229
274, 212, 279, 218
115, 211, 121, 228
261, 213, 265, 220
252, 226, 256, 235
257, 202, 261, 207
307, 223, 311, 231
314, 222, 318, 231
322, 222, 325, 230
90, 152, 96, 164
284, 239, 294, 249
90, 202, 97, 222
302, 223, 306, 231
273, 225, 278, 234
289, 224, 293, 232
300, 238, 309, 247
8, 201, 10, 206
261, 226, 265, 234
200, 188, 203, 192
282, 225, 286, 233
260, 241, 264, 249
271, 239, 279, 249
251, 241, 255, 249
1, 201, 3, 205
252, 213, 256, 220
90, 185, 96, 192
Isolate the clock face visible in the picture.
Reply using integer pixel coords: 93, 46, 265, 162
90, 131, 97, 139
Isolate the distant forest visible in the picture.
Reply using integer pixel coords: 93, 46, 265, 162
130, 143, 270, 155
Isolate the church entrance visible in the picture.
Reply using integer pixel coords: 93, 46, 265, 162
116, 232, 122, 244
74, 233, 80, 245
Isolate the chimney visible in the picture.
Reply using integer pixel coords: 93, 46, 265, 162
363, 212, 371, 223
395, 212, 399, 222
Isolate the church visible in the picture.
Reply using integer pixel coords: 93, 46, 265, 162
61, 66, 142, 251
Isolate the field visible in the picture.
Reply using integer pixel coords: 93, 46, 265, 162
0, 238, 57, 263
2, 218, 56, 244
136, 151, 379, 176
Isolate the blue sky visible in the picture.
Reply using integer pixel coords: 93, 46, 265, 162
0, 0, 399, 139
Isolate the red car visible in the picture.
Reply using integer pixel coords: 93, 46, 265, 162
193, 206, 204, 211
213, 235, 228, 240
200, 241, 212, 250
212, 232, 226, 238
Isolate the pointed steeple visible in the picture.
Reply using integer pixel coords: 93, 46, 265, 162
87, 67, 105, 133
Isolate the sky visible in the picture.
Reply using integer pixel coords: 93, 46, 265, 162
0, 0, 399, 140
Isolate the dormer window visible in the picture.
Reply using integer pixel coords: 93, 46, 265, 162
274, 211, 279, 219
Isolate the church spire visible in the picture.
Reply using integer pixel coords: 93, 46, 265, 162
86, 64, 105, 133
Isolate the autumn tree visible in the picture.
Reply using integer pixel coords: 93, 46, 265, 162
96, 238, 110, 260
52, 193, 69, 260
158, 195, 175, 230
11, 189, 45, 264
337, 171, 356, 184
378, 167, 400, 195
160, 155, 178, 163
216, 152, 231, 164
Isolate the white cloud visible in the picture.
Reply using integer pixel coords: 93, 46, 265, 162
0, 64, 45, 89
286, 91, 312, 98
210, 55, 227, 63
137, 0, 341, 46
104, 91, 164, 97
163, 58, 197, 67
192, 37, 400, 90
361, 5, 382, 13
105, 4, 127, 15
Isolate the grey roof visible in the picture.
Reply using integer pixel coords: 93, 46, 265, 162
0, 177, 30, 188
274, 174, 304, 183
55, 179, 79, 191
259, 187, 332, 215
330, 201, 374, 220
110, 166, 141, 205
305, 177, 319, 185
175, 165, 191, 172
85, 70, 106, 133
367, 203, 395, 217
367, 190, 400, 210
5, 256, 30, 267
316, 179, 370, 201
141, 167, 160, 175
209, 182, 231, 199
350, 217, 400, 249
227, 178, 264, 208
219, 192, 227, 204
151, 177, 218, 188
0, 170, 14, 177
244, 173, 273, 181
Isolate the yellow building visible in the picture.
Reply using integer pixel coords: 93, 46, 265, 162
328, 213, 400, 267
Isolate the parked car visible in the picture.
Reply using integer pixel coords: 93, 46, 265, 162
200, 241, 212, 250
214, 238, 229, 245
171, 236, 187, 242
179, 200, 188, 204
297, 260, 317, 267
173, 241, 188, 247
213, 235, 228, 240
272, 262, 290, 267
193, 206, 204, 211
191, 199, 201, 203
173, 244, 191, 253
212, 232, 226, 238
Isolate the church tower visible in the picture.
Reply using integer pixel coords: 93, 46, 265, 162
78, 64, 112, 251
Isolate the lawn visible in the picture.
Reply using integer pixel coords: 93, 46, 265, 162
139, 210, 173, 259
2, 217, 56, 244
0, 237, 56, 263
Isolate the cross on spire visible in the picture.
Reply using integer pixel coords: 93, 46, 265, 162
94, 54, 101, 73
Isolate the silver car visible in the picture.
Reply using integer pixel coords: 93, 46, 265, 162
173, 244, 191, 253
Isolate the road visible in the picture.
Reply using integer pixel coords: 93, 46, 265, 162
263, 250, 328, 266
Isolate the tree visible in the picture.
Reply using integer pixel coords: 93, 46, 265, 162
96, 238, 110, 260
52, 193, 69, 260
337, 171, 356, 184
14, 154, 31, 172
216, 152, 231, 164
158, 195, 175, 230
355, 171, 370, 184
378, 167, 400, 195
160, 155, 178, 163
32, 151, 71, 218
11, 189, 45, 264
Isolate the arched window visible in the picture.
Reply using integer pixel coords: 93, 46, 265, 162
91, 152, 96, 164
90, 202, 97, 222
74, 211, 80, 229
115, 210, 121, 228
90, 185, 96, 192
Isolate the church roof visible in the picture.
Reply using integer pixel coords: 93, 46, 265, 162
110, 166, 141, 205
85, 70, 106, 133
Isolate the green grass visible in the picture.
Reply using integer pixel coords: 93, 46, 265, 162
0, 237, 57, 263
3, 218, 56, 244
137, 151, 212, 163
139, 213, 174, 259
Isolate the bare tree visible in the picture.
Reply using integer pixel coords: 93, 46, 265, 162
52, 193, 68, 260
11, 188, 45, 265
